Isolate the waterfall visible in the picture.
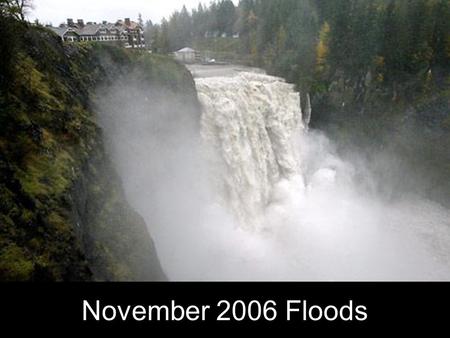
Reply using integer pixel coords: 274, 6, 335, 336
99, 65, 450, 280
304, 93, 312, 129
196, 72, 306, 229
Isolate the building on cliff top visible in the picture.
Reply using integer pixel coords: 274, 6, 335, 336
48, 18, 145, 49
173, 47, 199, 64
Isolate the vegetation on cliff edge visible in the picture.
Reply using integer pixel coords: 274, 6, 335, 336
0, 18, 196, 280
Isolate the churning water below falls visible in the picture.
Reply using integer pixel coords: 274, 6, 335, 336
101, 65, 450, 281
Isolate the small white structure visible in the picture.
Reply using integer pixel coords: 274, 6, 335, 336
174, 47, 196, 64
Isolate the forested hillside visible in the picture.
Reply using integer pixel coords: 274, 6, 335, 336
148, 0, 450, 204
0, 16, 197, 281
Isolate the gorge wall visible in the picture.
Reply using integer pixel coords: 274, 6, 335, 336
0, 19, 198, 281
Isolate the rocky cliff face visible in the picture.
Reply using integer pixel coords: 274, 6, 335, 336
69, 131, 166, 281
0, 19, 198, 281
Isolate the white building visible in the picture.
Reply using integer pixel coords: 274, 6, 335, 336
174, 47, 197, 64
48, 18, 146, 49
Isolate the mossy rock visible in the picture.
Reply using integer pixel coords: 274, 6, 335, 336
0, 245, 34, 281
0, 21, 198, 281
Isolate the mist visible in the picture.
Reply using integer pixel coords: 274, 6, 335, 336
96, 67, 450, 281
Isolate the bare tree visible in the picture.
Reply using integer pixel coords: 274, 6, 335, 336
0, 0, 33, 21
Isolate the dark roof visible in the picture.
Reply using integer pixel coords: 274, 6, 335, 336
49, 26, 79, 38
77, 24, 101, 36
49, 19, 143, 38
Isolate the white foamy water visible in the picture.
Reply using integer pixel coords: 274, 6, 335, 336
99, 66, 450, 281
197, 72, 304, 229
190, 68, 450, 280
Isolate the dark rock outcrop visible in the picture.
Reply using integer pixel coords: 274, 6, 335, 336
0, 19, 197, 281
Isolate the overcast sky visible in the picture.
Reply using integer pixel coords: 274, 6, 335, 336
28, 0, 237, 26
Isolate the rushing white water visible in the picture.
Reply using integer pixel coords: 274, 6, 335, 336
190, 67, 450, 280
197, 72, 304, 229
99, 65, 450, 281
